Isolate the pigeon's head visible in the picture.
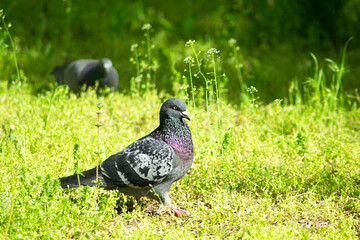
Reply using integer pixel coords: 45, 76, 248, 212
51, 66, 64, 84
98, 58, 113, 74
160, 98, 190, 123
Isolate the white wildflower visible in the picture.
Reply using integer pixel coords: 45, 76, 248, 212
184, 57, 195, 64
130, 43, 138, 52
185, 40, 195, 47
207, 48, 220, 56
228, 38, 237, 47
142, 23, 152, 30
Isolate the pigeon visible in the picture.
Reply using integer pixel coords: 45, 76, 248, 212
51, 58, 119, 92
59, 98, 194, 207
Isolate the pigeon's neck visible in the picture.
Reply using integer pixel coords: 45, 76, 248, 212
151, 116, 194, 161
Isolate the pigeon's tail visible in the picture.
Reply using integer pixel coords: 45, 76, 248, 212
59, 167, 107, 188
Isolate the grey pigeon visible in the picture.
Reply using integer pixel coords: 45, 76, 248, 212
51, 58, 119, 92
59, 98, 194, 206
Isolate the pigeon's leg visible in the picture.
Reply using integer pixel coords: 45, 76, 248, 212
148, 188, 172, 205
148, 182, 190, 216
148, 182, 172, 205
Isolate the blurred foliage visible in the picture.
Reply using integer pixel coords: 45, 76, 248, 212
0, 0, 359, 103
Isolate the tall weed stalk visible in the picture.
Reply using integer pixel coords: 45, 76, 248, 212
0, 10, 20, 82
185, 40, 210, 111
130, 24, 157, 94
143, 24, 152, 89
228, 38, 248, 103
208, 48, 222, 143
130, 43, 141, 95
1, 11, 22, 236
184, 56, 196, 109
94, 101, 104, 185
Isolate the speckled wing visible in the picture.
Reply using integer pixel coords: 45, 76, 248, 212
99, 137, 174, 188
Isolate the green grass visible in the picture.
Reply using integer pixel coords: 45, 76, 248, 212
0, 79, 359, 239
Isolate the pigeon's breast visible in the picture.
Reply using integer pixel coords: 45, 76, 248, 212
151, 118, 194, 171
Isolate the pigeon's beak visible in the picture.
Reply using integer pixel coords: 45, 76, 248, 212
182, 111, 191, 121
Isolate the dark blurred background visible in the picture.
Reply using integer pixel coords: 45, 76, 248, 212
1, 0, 359, 103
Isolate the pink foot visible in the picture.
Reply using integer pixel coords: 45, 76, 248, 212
172, 207, 190, 217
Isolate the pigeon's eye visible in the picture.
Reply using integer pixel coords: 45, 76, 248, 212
172, 105, 179, 111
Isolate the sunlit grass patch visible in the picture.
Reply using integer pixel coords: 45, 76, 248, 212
3, 80, 360, 238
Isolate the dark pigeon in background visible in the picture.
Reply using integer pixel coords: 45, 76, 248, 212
59, 98, 194, 213
51, 58, 119, 92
